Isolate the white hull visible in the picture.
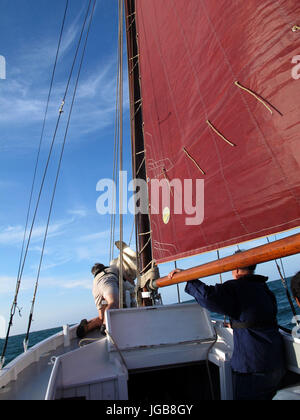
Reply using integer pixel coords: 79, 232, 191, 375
1, 303, 300, 400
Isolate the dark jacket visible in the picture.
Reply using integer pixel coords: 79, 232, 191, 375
185, 274, 285, 373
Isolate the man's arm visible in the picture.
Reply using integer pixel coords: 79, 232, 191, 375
168, 269, 238, 318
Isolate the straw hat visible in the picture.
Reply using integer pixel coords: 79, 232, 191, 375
110, 241, 137, 282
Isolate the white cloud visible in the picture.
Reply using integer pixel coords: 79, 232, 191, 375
0, 58, 126, 148
62, 279, 91, 290
0, 275, 33, 294
0, 273, 91, 295
0, 7, 123, 149
67, 208, 88, 218
0, 180, 18, 189
74, 229, 111, 262
0, 219, 73, 246
78, 230, 110, 242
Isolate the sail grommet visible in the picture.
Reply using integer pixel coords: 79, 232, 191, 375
163, 206, 170, 224
292, 25, 300, 32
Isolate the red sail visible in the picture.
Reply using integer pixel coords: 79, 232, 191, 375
134, 0, 300, 264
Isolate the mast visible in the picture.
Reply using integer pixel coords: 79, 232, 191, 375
124, 0, 153, 306
152, 233, 300, 289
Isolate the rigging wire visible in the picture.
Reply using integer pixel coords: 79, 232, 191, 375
118, 0, 124, 309
266, 237, 300, 326
0, 0, 70, 368
1, 0, 95, 367
174, 261, 181, 303
15, 0, 94, 315
217, 249, 228, 326
205, 327, 218, 401
23, 0, 97, 351
109, 18, 121, 263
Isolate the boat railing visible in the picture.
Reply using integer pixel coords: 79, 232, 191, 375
0, 324, 77, 389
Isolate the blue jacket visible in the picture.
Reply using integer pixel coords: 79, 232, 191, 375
185, 274, 285, 373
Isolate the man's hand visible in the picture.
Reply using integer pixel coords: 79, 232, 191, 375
168, 268, 183, 280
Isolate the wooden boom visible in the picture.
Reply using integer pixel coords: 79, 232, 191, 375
153, 233, 300, 289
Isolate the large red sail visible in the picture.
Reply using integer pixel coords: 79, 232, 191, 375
134, 0, 300, 264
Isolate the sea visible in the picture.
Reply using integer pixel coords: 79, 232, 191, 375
0, 277, 299, 368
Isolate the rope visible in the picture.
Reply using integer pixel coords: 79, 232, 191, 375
131, 102, 142, 120
234, 81, 273, 115
106, 330, 128, 369
183, 147, 205, 175
126, 12, 136, 18
138, 236, 151, 256
174, 261, 181, 304
0, 0, 70, 368
139, 258, 155, 275
138, 230, 152, 236
217, 250, 228, 326
23, 0, 97, 352
136, 156, 145, 176
206, 120, 236, 147
205, 327, 218, 401
128, 217, 135, 247
79, 337, 101, 346
216, 250, 223, 285
126, 15, 136, 33
129, 58, 139, 75
78, 331, 128, 371
109, 15, 121, 263
17, 0, 94, 302
118, 0, 124, 309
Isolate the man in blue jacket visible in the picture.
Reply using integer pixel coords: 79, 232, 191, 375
291, 271, 300, 308
169, 258, 286, 400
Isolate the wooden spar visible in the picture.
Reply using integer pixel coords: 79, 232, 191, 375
153, 233, 300, 289
125, 0, 152, 306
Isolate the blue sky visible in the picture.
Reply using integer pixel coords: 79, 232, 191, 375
0, 0, 299, 337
